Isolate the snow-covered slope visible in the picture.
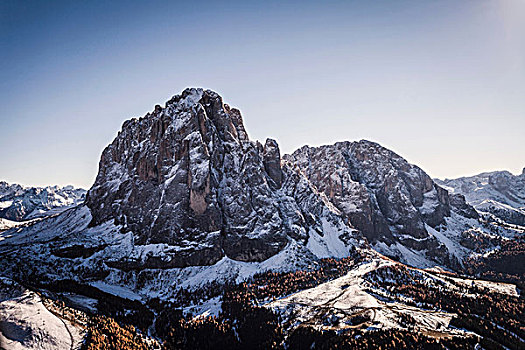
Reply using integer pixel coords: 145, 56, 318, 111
0, 277, 85, 350
266, 259, 455, 334
0, 182, 86, 222
436, 169, 525, 225
0, 204, 360, 302
265, 257, 519, 337
0, 218, 22, 231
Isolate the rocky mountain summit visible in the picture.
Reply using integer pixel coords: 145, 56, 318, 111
286, 142, 478, 267
85, 88, 361, 268
1, 88, 522, 349
0, 89, 364, 300
0, 182, 86, 222
436, 169, 525, 226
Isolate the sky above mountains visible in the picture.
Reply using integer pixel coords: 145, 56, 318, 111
1, 0, 524, 188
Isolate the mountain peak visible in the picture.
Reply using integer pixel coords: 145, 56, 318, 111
85, 89, 359, 268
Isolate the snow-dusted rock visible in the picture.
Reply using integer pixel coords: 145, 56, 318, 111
436, 169, 525, 225
0, 182, 86, 222
0, 89, 364, 300
285, 141, 480, 267
0, 88, 517, 302
85, 88, 362, 267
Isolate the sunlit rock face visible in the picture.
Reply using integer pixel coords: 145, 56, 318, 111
85, 88, 359, 266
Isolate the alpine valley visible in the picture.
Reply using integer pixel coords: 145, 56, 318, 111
1, 89, 523, 350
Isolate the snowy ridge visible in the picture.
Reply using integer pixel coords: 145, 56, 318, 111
265, 257, 519, 336
0, 205, 356, 302
436, 169, 525, 226
264, 259, 459, 335
0, 277, 85, 350
0, 181, 86, 222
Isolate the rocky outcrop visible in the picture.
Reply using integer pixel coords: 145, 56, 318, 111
85, 88, 359, 266
262, 138, 283, 189
449, 193, 479, 219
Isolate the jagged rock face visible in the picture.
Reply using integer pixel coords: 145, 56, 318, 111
263, 139, 283, 189
86, 88, 357, 266
286, 141, 467, 256
0, 182, 86, 221
436, 170, 525, 225
449, 193, 479, 219
487, 170, 525, 207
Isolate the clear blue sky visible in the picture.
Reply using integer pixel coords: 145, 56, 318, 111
1, 0, 524, 188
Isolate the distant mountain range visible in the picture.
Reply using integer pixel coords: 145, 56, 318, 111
436, 170, 525, 226
0, 182, 85, 223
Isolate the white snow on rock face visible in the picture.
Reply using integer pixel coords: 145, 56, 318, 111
84, 88, 364, 268
306, 218, 351, 259
437, 169, 525, 209
0, 181, 86, 222
0, 89, 368, 303
0, 278, 84, 350
0, 199, 359, 302
436, 169, 525, 226
284, 141, 508, 269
